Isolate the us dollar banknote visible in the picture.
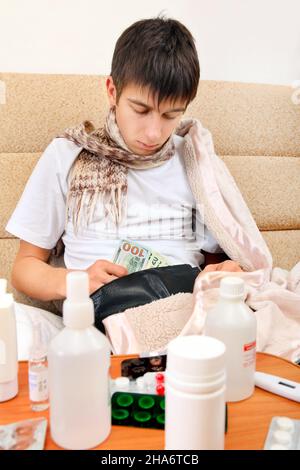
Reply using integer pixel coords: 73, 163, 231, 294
113, 240, 169, 274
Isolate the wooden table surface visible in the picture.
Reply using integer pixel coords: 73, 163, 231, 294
0, 352, 299, 450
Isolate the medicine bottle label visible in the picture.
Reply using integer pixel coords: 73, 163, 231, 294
29, 369, 49, 402
243, 341, 256, 367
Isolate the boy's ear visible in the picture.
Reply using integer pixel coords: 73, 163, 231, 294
106, 76, 117, 107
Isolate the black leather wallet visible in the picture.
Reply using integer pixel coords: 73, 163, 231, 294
90, 264, 200, 332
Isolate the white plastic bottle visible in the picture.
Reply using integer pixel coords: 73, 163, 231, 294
165, 335, 226, 450
0, 279, 18, 402
48, 271, 111, 450
204, 276, 257, 402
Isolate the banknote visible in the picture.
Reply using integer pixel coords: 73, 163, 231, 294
145, 250, 169, 269
113, 240, 169, 274
113, 240, 151, 274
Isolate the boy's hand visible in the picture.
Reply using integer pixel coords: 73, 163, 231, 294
201, 260, 243, 274
86, 260, 128, 294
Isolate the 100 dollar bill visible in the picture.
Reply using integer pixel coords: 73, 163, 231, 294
113, 240, 169, 274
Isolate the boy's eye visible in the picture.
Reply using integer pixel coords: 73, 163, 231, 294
133, 108, 178, 120
134, 108, 148, 115
164, 114, 178, 120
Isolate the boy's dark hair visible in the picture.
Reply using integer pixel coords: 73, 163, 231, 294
110, 16, 200, 108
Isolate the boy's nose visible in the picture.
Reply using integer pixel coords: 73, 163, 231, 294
144, 115, 162, 144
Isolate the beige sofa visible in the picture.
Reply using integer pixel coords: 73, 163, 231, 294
1, 72, 300, 312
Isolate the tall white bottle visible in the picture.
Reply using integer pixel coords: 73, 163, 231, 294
0, 279, 18, 402
48, 271, 111, 450
204, 276, 257, 402
165, 335, 226, 450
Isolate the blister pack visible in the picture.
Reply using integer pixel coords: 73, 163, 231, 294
111, 391, 165, 429
264, 416, 300, 450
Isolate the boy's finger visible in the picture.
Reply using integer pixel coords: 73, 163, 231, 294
107, 275, 118, 282
103, 261, 128, 276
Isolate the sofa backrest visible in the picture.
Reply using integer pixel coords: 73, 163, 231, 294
1, 73, 300, 308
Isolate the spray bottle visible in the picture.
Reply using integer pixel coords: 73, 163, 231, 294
48, 271, 111, 450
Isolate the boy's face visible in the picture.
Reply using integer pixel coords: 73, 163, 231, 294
106, 77, 187, 156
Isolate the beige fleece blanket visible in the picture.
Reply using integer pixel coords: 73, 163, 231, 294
103, 120, 300, 361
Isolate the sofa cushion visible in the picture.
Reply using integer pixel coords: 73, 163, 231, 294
221, 155, 300, 230
188, 81, 300, 157
262, 230, 300, 270
0, 73, 109, 153
0, 152, 40, 238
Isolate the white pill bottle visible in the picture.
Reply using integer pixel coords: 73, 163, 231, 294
165, 335, 226, 450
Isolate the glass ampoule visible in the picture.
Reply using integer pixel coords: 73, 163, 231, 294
28, 322, 49, 411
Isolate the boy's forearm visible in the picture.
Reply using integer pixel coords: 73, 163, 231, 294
11, 257, 75, 301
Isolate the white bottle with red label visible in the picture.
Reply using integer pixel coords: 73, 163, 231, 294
204, 276, 256, 402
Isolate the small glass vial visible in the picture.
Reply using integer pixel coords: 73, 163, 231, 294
28, 322, 49, 411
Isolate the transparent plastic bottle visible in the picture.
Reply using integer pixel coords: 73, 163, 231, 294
204, 276, 257, 402
28, 322, 49, 411
48, 271, 111, 450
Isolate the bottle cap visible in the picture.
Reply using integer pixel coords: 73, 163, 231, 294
63, 271, 94, 329
167, 335, 226, 385
220, 276, 245, 299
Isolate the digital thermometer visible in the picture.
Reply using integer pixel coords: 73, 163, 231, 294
255, 372, 300, 403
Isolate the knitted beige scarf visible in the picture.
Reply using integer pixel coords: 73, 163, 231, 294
57, 106, 176, 232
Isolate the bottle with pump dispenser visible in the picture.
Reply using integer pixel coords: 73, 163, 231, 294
204, 276, 257, 402
48, 271, 111, 450
0, 279, 18, 402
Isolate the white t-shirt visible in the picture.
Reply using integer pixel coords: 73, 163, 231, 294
6, 134, 223, 269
